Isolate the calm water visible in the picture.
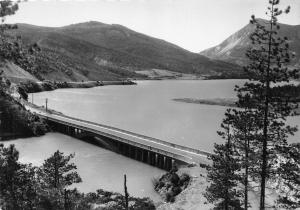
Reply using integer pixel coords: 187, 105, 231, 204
31, 79, 300, 149
4, 133, 163, 200
7, 80, 299, 200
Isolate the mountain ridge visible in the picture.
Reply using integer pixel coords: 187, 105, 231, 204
200, 19, 300, 67
10, 21, 243, 81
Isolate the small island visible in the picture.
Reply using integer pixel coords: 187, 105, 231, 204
173, 98, 237, 107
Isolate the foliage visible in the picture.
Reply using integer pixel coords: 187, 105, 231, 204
238, 0, 299, 209
154, 170, 191, 203
275, 143, 300, 209
0, 95, 48, 137
0, 144, 40, 210
0, 146, 156, 210
204, 1, 300, 210
38, 150, 82, 189
0, 1, 41, 80
204, 114, 243, 210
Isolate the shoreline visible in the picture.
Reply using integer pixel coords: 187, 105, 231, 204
18, 80, 137, 94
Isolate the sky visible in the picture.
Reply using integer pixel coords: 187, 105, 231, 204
6, 0, 300, 52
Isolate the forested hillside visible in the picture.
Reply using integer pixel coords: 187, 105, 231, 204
11, 22, 243, 81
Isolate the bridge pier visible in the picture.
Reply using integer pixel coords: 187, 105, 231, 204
70, 127, 75, 136
132, 146, 136, 159
157, 154, 162, 169
134, 148, 138, 160
165, 157, 172, 171
147, 151, 151, 165
116, 141, 122, 154
120, 142, 125, 155
155, 154, 158, 167
159, 155, 166, 169
141, 150, 146, 162
127, 145, 131, 157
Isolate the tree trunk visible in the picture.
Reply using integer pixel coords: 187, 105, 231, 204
124, 174, 129, 210
260, 3, 274, 209
244, 138, 249, 210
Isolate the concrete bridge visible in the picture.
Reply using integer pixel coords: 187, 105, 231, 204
36, 111, 212, 171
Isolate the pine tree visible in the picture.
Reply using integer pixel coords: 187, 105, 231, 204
0, 144, 21, 209
0, 144, 39, 210
38, 150, 82, 209
204, 112, 243, 210
39, 150, 82, 189
225, 109, 259, 210
236, 0, 299, 209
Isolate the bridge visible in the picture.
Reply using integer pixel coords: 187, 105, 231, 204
32, 108, 211, 171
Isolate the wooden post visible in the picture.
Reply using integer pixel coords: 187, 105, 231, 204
124, 174, 129, 210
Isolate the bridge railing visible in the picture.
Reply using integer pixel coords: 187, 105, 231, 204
39, 111, 212, 157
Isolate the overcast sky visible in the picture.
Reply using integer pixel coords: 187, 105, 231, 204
6, 0, 300, 52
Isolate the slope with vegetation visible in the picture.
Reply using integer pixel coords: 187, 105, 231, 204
12, 21, 243, 81
0, 0, 50, 141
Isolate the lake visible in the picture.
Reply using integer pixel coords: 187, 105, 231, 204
6, 79, 299, 200
30, 79, 300, 149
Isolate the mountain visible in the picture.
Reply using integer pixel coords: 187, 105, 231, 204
11, 21, 242, 82
200, 19, 300, 67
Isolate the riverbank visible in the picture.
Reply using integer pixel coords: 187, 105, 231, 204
18, 80, 137, 95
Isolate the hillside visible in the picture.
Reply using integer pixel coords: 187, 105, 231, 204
200, 19, 300, 67
0, 61, 39, 83
11, 22, 242, 81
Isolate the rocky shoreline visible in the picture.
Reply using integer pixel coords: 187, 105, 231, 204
154, 167, 191, 203
156, 166, 213, 210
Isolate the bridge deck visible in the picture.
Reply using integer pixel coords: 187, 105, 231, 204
31, 108, 211, 165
